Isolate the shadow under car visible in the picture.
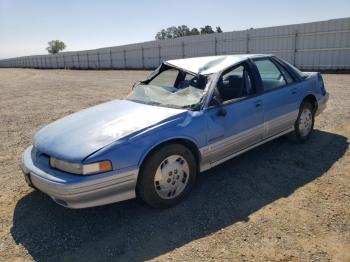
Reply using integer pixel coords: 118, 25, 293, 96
11, 129, 348, 261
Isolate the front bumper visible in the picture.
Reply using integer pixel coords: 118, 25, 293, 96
21, 146, 138, 208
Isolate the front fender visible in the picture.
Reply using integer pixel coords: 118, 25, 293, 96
85, 110, 207, 171
136, 135, 202, 168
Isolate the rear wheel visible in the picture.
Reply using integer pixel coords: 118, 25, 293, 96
136, 143, 197, 208
288, 101, 315, 143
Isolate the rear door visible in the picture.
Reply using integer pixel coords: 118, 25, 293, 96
252, 57, 300, 139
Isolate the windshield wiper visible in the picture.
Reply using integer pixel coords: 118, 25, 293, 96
182, 103, 201, 110
128, 99, 162, 107
138, 100, 183, 109
129, 98, 199, 110
144, 101, 162, 106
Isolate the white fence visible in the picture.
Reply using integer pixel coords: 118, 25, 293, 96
1, 17, 349, 70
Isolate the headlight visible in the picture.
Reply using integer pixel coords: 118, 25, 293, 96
50, 157, 112, 175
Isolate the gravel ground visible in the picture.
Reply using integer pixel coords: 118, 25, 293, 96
0, 69, 349, 262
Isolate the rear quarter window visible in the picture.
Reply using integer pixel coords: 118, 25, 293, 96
254, 59, 287, 91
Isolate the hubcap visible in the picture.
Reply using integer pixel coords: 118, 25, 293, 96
154, 155, 189, 199
299, 107, 313, 137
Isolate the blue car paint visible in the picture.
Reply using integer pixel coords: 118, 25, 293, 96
261, 81, 302, 136
21, 54, 329, 208
205, 96, 265, 162
33, 99, 187, 163
33, 60, 326, 172
84, 110, 207, 169
25, 146, 123, 185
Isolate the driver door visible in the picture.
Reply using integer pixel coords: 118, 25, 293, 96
205, 62, 265, 164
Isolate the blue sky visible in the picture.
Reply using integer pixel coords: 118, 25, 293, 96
0, 0, 349, 59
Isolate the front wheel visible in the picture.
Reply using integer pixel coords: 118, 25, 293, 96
288, 101, 315, 143
136, 143, 197, 208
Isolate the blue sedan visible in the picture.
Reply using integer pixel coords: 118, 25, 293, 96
21, 54, 329, 208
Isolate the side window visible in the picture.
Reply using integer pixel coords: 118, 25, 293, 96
148, 69, 179, 88
254, 59, 287, 92
217, 64, 254, 102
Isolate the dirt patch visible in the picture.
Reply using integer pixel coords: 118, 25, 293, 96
0, 69, 349, 261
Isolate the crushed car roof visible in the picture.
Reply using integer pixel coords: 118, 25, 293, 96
165, 54, 270, 75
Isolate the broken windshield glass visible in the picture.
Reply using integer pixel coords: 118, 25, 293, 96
126, 66, 210, 109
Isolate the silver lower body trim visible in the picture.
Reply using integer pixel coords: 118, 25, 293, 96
21, 146, 138, 208
200, 127, 294, 171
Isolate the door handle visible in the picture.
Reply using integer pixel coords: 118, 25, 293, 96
291, 88, 297, 94
254, 100, 262, 108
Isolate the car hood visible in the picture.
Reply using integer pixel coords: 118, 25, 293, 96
34, 99, 185, 162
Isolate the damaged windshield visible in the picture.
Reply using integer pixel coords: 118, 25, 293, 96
126, 65, 209, 110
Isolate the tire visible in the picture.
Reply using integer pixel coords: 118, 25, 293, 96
288, 101, 315, 143
136, 143, 197, 208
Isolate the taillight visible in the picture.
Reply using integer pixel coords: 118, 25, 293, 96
318, 73, 326, 96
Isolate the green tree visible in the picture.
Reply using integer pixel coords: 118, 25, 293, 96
155, 25, 221, 40
216, 26, 223, 33
46, 40, 66, 54
200, 25, 214, 34
190, 28, 200, 35
175, 25, 191, 37
167, 26, 177, 38
155, 29, 168, 40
